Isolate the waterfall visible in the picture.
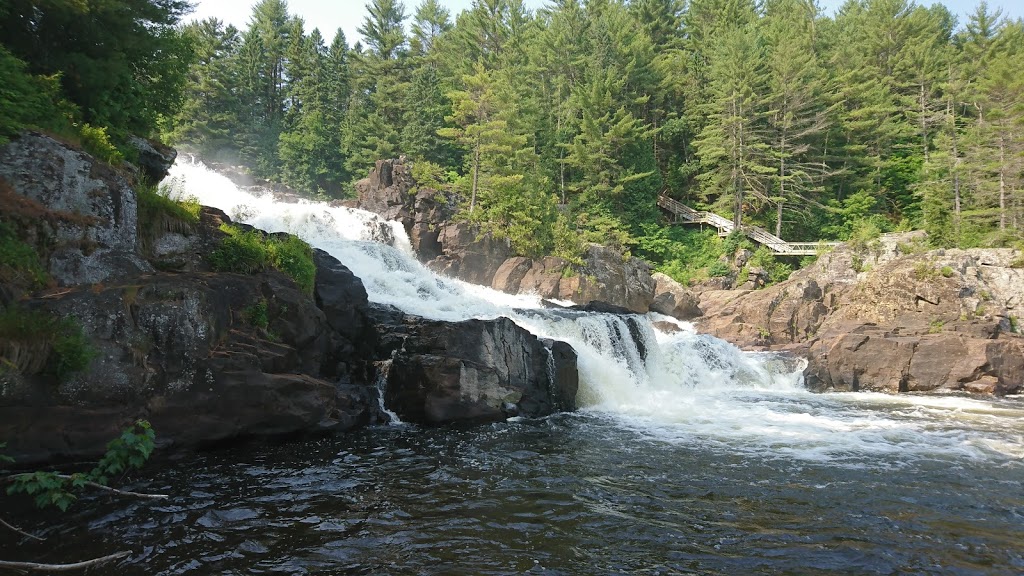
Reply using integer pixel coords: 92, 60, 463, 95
156, 161, 786, 403
161, 159, 1024, 465
160, 158, 799, 410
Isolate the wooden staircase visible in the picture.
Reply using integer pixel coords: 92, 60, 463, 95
657, 195, 838, 256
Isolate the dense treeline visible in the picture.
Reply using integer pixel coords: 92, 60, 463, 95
0, 0, 190, 160
167, 0, 1024, 276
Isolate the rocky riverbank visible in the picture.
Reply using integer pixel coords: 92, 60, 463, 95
0, 135, 579, 464
695, 233, 1024, 395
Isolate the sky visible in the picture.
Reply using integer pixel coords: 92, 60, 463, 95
186, 0, 1024, 47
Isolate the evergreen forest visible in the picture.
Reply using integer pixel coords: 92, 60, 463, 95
3, 0, 1023, 284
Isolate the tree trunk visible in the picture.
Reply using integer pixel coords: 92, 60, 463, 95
999, 134, 1006, 232
470, 145, 480, 214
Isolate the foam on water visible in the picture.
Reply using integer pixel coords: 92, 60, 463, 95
162, 159, 1024, 467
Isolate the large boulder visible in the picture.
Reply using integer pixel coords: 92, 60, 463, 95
650, 272, 702, 320
376, 311, 579, 424
0, 132, 152, 285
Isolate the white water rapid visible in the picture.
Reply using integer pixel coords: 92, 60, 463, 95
162, 159, 1024, 468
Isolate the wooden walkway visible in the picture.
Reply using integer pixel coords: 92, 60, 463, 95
657, 195, 838, 256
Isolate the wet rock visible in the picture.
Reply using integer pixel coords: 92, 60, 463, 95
381, 315, 578, 424
0, 269, 383, 463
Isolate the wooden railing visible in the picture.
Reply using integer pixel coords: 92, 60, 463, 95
657, 194, 840, 256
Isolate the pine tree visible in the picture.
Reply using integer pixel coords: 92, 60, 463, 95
761, 0, 833, 237
692, 26, 773, 227
167, 19, 243, 154
411, 0, 452, 55
358, 0, 408, 60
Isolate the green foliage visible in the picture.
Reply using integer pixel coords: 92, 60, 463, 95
928, 318, 944, 334
0, 221, 48, 289
940, 266, 954, 278
159, 0, 1024, 275
76, 123, 124, 165
0, 47, 74, 144
6, 420, 156, 511
0, 306, 94, 379
410, 160, 450, 193
1, 0, 192, 137
747, 247, 793, 285
270, 235, 316, 295
244, 299, 270, 329
137, 184, 201, 247
208, 225, 316, 294
209, 225, 271, 274
707, 261, 732, 278
913, 261, 939, 280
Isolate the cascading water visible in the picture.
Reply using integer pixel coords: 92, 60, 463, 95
161, 158, 1024, 468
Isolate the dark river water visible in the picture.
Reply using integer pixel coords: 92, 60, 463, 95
4, 403, 1023, 575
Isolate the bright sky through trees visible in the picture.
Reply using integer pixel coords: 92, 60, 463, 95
188, 0, 1024, 48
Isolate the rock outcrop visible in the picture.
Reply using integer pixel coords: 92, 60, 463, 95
1, 135, 584, 463
0, 135, 382, 463
127, 135, 177, 183
696, 232, 1024, 395
0, 132, 153, 286
650, 272, 702, 320
371, 306, 578, 424
356, 158, 656, 313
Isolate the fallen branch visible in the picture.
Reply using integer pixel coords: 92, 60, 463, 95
4, 474, 168, 500
50, 475, 168, 500
0, 517, 44, 541
0, 550, 130, 572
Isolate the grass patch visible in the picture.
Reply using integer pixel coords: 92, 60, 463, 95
137, 183, 200, 240
0, 221, 48, 289
0, 306, 94, 379
208, 225, 315, 294
912, 261, 938, 280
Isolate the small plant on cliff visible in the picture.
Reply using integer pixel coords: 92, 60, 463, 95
244, 299, 269, 329
271, 235, 316, 295
940, 266, 954, 278
0, 221, 48, 289
912, 261, 938, 280
928, 319, 944, 334
76, 123, 124, 165
0, 306, 94, 379
137, 183, 201, 250
209, 225, 316, 294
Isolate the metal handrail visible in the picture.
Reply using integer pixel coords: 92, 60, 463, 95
657, 194, 839, 256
